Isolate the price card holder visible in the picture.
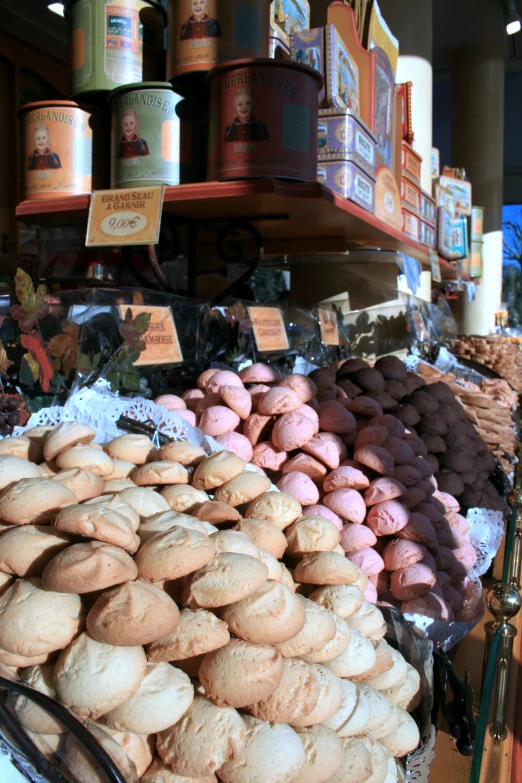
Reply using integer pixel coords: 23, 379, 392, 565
86, 186, 165, 247
318, 308, 340, 346
429, 249, 441, 284
248, 306, 289, 352
118, 305, 183, 366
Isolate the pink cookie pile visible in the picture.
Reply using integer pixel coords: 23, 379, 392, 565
161, 359, 485, 626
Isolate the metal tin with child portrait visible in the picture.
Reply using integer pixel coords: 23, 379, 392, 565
207, 58, 322, 182
109, 82, 183, 187
19, 100, 102, 200
167, 0, 272, 80
65, 0, 166, 96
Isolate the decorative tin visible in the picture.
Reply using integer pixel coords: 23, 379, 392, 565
401, 141, 421, 184
438, 174, 472, 216
271, 0, 310, 37
366, 0, 399, 74
19, 100, 102, 200
109, 82, 182, 188
374, 165, 401, 229
437, 207, 468, 261
401, 176, 421, 214
327, 3, 375, 132
419, 218, 435, 248
317, 159, 375, 213
397, 81, 413, 143
167, 0, 271, 81
324, 24, 360, 112
434, 184, 455, 216
65, 0, 166, 97
269, 26, 291, 59
291, 27, 325, 105
431, 147, 440, 178
471, 205, 484, 241
420, 189, 436, 224
207, 58, 321, 182
465, 240, 483, 278
373, 46, 394, 171
401, 206, 420, 242
317, 108, 376, 177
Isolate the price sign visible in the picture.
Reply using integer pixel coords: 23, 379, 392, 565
248, 306, 289, 352
429, 249, 441, 283
86, 186, 164, 247
118, 305, 183, 366
318, 308, 340, 346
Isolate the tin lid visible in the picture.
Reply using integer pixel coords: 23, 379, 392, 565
317, 158, 376, 183
205, 58, 323, 89
108, 82, 181, 105
64, 0, 167, 24
318, 108, 377, 143
18, 99, 90, 118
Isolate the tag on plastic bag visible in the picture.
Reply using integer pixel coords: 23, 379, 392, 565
397, 253, 422, 295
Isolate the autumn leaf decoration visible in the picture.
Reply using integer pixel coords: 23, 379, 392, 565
0, 342, 14, 378
10, 269, 49, 333
48, 322, 80, 377
9, 270, 56, 393
20, 333, 56, 392
104, 308, 151, 393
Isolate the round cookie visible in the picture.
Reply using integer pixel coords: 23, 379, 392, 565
199, 639, 283, 708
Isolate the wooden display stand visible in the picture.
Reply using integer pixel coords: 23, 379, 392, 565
16, 180, 467, 283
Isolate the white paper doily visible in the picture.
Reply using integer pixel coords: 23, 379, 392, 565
406, 725, 436, 782
11, 382, 275, 486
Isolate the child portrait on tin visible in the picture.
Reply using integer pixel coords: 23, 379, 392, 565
224, 88, 269, 143
117, 109, 150, 159
180, 0, 221, 40
28, 124, 61, 170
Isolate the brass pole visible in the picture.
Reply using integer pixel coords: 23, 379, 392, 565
490, 623, 517, 743
509, 509, 522, 591
484, 584, 521, 745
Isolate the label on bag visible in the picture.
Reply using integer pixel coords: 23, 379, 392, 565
248, 306, 289, 352
86, 186, 164, 246
318, 308, 340, 346
118, 305, 183, 365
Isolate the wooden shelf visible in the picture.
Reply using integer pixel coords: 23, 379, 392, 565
16, 179, 469, 281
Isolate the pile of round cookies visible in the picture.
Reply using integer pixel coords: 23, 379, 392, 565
159, 358, 485, 625
416, 362, 515, 490
0, 421, 421, 783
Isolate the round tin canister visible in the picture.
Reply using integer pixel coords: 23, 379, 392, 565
167, 0, 271, 82
109, 82, 183, 188
65, 0, 166, 97
207, 58, 322, 182
19, 100, 104, 200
